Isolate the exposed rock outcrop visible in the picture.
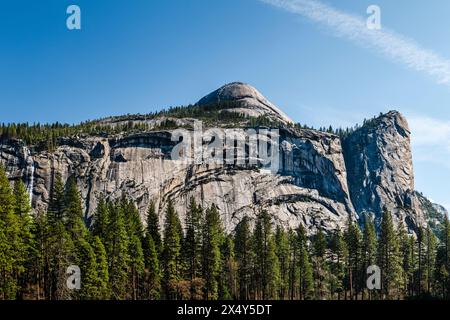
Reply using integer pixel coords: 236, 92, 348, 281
342, 111, 425, 232
415, 191, 448, 235
0, 129, 354, 234
0, 83, 436, 234
197, 82, 294, 125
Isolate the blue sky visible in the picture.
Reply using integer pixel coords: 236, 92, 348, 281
1, 0, 450, 209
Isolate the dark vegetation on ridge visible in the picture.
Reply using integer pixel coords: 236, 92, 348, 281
0, 102, 392, 152
0, 102, 275, 151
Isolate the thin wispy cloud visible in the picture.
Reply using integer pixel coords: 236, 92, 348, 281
408, 115, 450, 213
409, 116, 450, 151
260, 0, 450, 86
409, 115, 450, 167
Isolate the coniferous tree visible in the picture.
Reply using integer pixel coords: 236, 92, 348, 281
162, 200, 182, 299
106, 201, 130, 300
287, 229, 298, 300
398, 223, 414, 297
129, 234, 145, 299
275, 226, 290, 300
202, 205, 223, 300
415, 226, 426, 296
146, 200, 162, 255
435, 216, 450, 298
436, 249, 449, 299
42, 173, 67, 300
345, 215, 362, 300
77, 238, 99, 300
31, 212, 47, 300
424, 226, 437, 295
312, 228, 328, 299
64, 177, 88, 239
47, 173, 65, 222
184, 197, 203, 296
122, 197, 144, 240
91, 194, 109, 241
143, 234, 161, 300
296, 225, 314, 300
287, 228, 299, 300
234, 216, 253, 300
0, 166, 20, 299
91, 236, 110, 299
120, 198, 145, 299
266, 232, 280, 299
47, 219, 75, 300
13, 180, 36, 299
63, 177, 101, 300
329, 230, 348, 300
253, 210, 280, 300
219, 234, 236, 300
362, 216, 377, 300
377, 208, 402, 299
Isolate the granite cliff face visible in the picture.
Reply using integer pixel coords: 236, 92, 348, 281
342, 111, 425, 232
0, 83, 437, 234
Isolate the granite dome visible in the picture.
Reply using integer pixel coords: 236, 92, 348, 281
197, 82, 294, 124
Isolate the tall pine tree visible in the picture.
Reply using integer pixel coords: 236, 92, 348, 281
345, 215, 362, 300
435, 216, 450, 299
329, 230, 348, 300
398, 222, 414, 298
219, 234, 236, 300
106, 201, 130, 299
312, 228, 328, 299
423, 226, 437, 295
143, 234, 161, 300
91, 194, 109, 241
162, 200, 182, 299
92, 236, 110, 299
275, 226, 290, 300
295, 225, 314, 300
234, 216, 253, 300
0, 166, 20, 299
202, 204, 223, 300
252, 210, 280, 299
146, 200, 162, 255
184, 197, 203, 296
377, 208, 402, 299
362, 215, 377, 299
13, 180, 35, 299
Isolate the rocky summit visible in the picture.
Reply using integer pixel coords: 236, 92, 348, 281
197, 82, 294, 124
0, 82, 446, 234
